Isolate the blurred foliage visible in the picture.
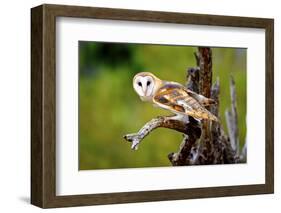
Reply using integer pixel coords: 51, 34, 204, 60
79, 41, 247, 170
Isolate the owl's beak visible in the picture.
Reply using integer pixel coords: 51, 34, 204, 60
142, 86, 148, 96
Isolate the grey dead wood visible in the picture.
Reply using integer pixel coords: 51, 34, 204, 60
225, 76, 240, 156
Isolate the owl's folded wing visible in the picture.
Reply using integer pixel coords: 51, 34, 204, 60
152, 84, 218, 121
185, 89, 216, 106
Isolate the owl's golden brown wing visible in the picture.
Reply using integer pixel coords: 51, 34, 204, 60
152, 83, 218, 121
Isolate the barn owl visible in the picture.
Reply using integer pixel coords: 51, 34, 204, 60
133, 72, 218, 122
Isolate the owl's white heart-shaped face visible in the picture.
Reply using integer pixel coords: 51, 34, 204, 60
133, 74, 155, 98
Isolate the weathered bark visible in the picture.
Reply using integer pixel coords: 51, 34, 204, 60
225, 76, 239, 156
198, 48, 213, 163
209, 79, 224, 164
168, 119, 201, 165
124, 47, 245, 165
186, 67, 200, 93
198, 47, 213, 99
124, 116, 200, 150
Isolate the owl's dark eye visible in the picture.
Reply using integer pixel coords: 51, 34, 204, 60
138, 82, 142, 87
147, 81, 151, 86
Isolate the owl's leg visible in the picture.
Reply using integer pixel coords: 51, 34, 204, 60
170, 113, 190, 124
193, 117, 202, 123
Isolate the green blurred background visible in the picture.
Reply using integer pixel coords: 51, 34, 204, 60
79, 41, 247, 170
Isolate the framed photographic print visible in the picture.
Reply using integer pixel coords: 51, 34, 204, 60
31, 4, 274, 208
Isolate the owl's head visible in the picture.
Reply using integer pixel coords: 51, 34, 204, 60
133, 72, 161, 100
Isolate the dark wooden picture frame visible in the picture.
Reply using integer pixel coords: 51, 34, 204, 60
31, 4, 274, 208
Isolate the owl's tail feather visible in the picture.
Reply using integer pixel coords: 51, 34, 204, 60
201, 97, 217, 106
192, 110, 219, 122
207, 112, 219, 122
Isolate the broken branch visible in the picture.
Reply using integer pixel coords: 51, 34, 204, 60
123, 116, 197, 150
225, 76, 239, 156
